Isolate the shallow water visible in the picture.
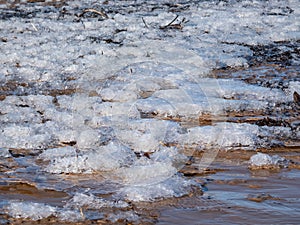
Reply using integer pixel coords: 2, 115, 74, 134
159, 154, 300, 225
0, 0, 299, 224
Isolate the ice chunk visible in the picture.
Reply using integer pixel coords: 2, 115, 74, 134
184, 123, 259, 150
88, 40, 207, 79
44, 109, 74, 126
107, 211, 139, 223
39, 146, 77, 160
43, 142, 135, 174
184, 122, 292, 150
0, 148, 11, 158
117, 160, 177, 186
57, 210, 83, 222
112, 119, 182, 153
7, 202, 57, 220
20, 95, 54, 111
85, 142, 135, 172
249, 153, 289, 169
7, 201, 83, 222
250, 153, 274, 167
0, 108, 41, 124
66, 193, 128, 209
44, 155, 90, 174
55, 129, 77, 144
0, 124, 53, 149
151, 146, 188, 168
287, 81, 300, 101
70, 94, 102, 113
93, 102, 140, 119
215, 79, 287, 102
99, 88, 137, 102
136, 77, 288, 123
116, 146, 188, 191
3, 125, 31, 137
288, 81, 300, 93
76, 129, 100, 149
119, 176, 199, 202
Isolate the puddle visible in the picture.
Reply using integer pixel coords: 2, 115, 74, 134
158, 150, 300, 225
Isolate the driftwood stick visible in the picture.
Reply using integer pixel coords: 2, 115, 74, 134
160, 15, 179, 29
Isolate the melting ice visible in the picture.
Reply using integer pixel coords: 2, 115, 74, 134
249, 152, 290, 169
0, 0, 299, 222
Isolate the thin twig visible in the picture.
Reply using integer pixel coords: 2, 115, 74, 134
30, 23, 38, 32
80, 8, 109, 19
160, 15, 179, 29
142, 17, 148, 28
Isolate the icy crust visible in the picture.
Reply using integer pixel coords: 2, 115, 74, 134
36, 120, 292, 174
0, 124, 54, 149
116, 146, 188, 185
184, 123, 292, 151
39, 142, 136, 174
40, 145, 187, 188
0, 77, 291, 150
249, 153, 290, 169
6, 192, 169, 222
6, 194, 131, 222
66, 193, 129, 209
7, 202, 57, 221
135, 78, 289, 121
107, 119, 184, 153
6, 201, 82, 222
186, 0, 300, 46
0, 0, 299, 215
119, 176, 199, 202
1, 0, 299, 92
